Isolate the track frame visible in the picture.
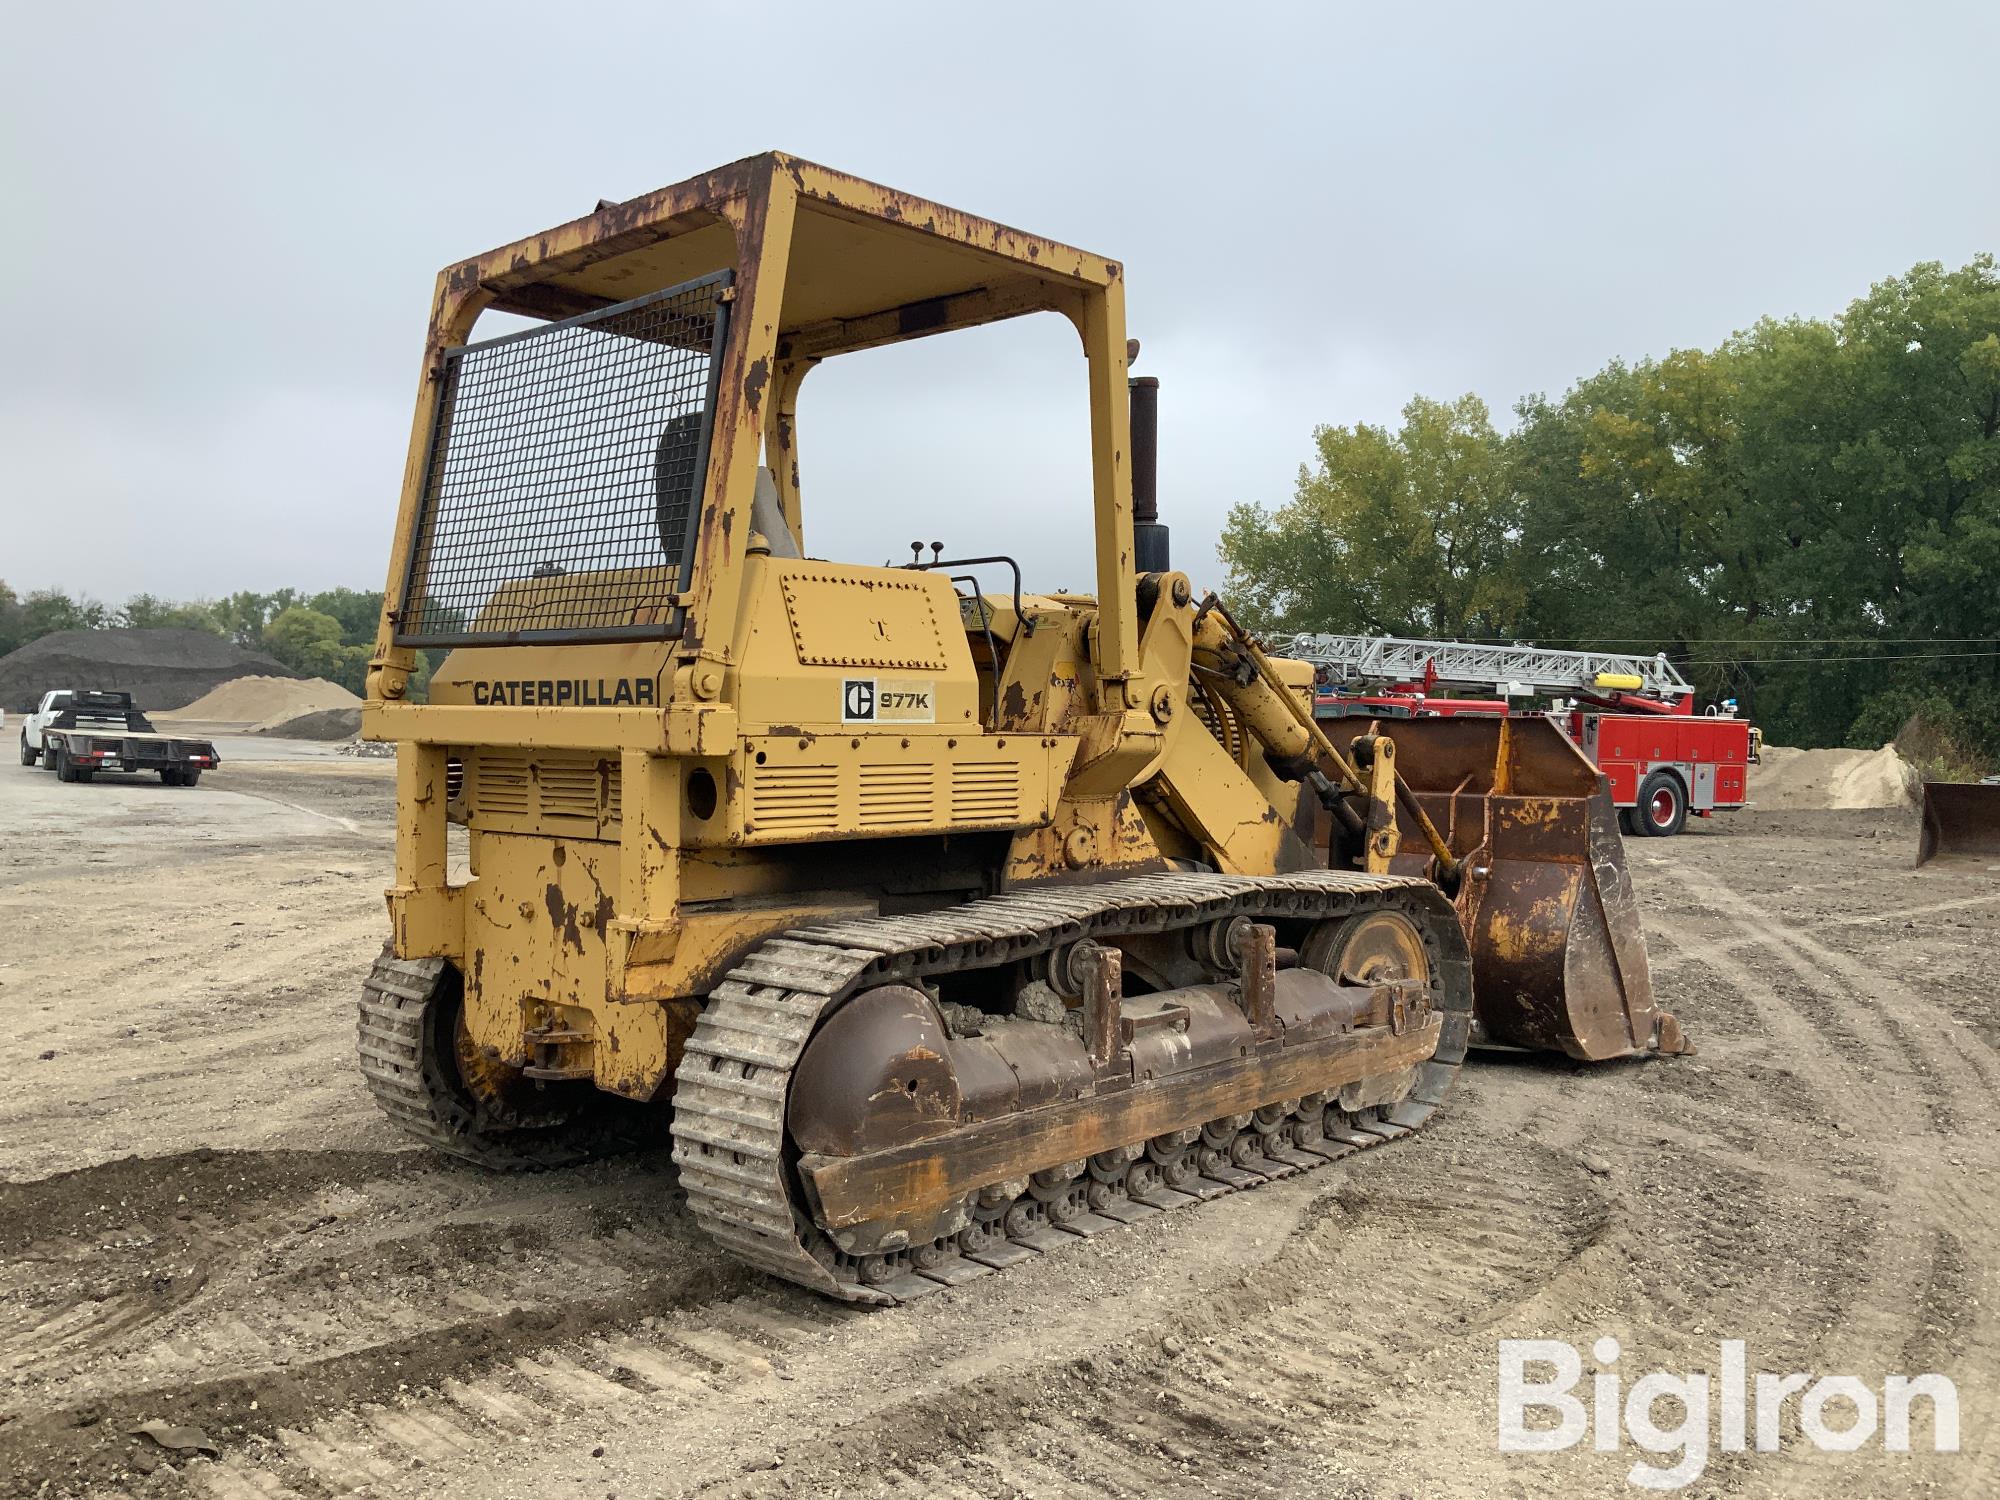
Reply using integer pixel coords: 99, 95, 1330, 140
673, 869, 1472, 1303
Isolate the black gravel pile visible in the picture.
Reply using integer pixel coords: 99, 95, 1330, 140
0, 629, 298, 713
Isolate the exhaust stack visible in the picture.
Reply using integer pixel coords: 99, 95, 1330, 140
1130, 375, 1168, 572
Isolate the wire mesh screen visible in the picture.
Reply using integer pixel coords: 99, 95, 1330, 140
394, 270, 733, 647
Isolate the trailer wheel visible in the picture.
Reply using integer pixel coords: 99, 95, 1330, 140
1634, 771, 1686, 837
54, 748, 74, 783
182, 769, 200, 787
160, 768, 182, 786
17, 734, 35, 767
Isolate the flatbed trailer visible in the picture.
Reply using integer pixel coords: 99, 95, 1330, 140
20, 689, 220, 786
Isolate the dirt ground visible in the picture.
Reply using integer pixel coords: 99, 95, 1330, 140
1, 757, 1995, 1499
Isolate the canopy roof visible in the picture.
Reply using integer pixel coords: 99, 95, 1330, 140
438, 152, 1120, 358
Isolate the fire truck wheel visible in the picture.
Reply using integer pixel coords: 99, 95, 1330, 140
1634, 771, 1687, 838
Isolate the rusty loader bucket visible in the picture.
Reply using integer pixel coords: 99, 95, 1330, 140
1376, 715, 1688, 1061
1917, 781, 2000, 867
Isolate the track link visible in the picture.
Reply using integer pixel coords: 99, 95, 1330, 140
672, 870, 1472, 1303
357, 952, 464, 1150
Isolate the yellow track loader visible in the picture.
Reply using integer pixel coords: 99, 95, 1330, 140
358, 154, 1683, 1303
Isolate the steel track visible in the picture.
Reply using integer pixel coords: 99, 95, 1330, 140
358, 950, 639, 1169
672, 870, 1472, 1304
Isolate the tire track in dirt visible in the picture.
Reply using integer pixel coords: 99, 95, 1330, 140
1668, 865, 1955, 1116
388, 1154, 1601, 1500
1807, 891, 2000, 930
763, 1154, 1661, 1499
1657, 859, 1999, 1493
1718, 880, 1995, 1105
28, 1137, 1601, 1498
0, 1145, 764, 1495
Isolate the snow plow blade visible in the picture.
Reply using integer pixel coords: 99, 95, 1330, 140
1917, 781, 2000, 867
1377, 715, 1689, 1061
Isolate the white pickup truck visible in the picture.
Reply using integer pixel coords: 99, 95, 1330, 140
18, 689, 221, 786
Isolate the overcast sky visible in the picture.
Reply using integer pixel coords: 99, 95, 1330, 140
4, 1, 1995, 607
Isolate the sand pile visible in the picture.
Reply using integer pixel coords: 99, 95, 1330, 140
0, 628, 299, 714
164, 675, 359, 726
1749, 743, 1920, 810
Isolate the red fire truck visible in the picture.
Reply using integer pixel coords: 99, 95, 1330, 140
1286, 635, 1759, 838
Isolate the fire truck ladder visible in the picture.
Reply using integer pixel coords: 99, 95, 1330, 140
1281, 634, 1693, 701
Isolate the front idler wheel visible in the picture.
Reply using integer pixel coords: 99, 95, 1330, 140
1301, 910, 1432, 990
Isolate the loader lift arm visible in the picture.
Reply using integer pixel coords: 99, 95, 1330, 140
1192, 596, 1465, 886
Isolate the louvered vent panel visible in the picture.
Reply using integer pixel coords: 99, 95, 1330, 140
951, 762, 1021, 823
859, 764, 937, 827
537, 755, 600, 821
751, 765, 841, 832
473, 752, 531, 815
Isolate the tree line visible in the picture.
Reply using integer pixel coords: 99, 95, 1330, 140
0, 585, 428, 699
1221, 256, 2000, 773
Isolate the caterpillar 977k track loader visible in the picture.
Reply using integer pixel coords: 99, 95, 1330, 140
359, 154, 1684, 1304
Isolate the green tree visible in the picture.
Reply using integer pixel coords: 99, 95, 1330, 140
1508, 350, 1771, 710
307, 587, 383, 644
119, 593, 225, 634
1839, 258, 2000, 736
1221, 394, 1524, 638
211, 589, 311, 649
262, 605, 369, 690
1243, 255, 2000, 766
12, 588, 110, 642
